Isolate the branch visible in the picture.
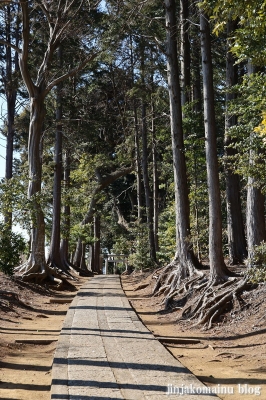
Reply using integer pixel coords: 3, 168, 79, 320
100, 166, 134, 189
52, 19, 71, 46
0, 39, 21, 54
64, 0, 83, 15
114, 201, 130, 231
37, 1, 53, 34
44, 52, 99, 95
52, 0, 84, 47
82, 166, 133, 225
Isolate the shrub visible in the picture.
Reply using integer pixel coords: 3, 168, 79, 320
0, 224, 27, 276
246, 241, 266, 283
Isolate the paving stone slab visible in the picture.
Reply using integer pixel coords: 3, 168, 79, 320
51, 275, 217, 399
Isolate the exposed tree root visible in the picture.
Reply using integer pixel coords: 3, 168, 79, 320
14, 255, 94, 288
134, 283, 150, 291
152, 261, 251, 328
194, 278, 249, 327
15, 261, 66, 287
153, 260, 204, 305
152, 264, 178, 295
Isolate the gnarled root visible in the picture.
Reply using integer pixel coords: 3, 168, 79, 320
152, 264, 175, 295
15, 260, 64, 287
171, 277, 249, 329
194, 278, 249, 327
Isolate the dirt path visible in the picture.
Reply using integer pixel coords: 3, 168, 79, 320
0, 273, 88, 400
121, 272, 266, 400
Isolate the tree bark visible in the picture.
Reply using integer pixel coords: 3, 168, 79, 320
225, 20, 247, 264
180, 0, 190, 106
246, 62, 266, 263
134, 106, 143, 222
4, 5, 19, 227
48, 47, 64, 269
92, 215, 101, 273
200, 11, 229, 281
60, 149, 71, 266
164, 0, 199, 274
151, 99, 159, 253
246, 178, 266, 259
26, 93, 46, 278
140, 48, 156, 262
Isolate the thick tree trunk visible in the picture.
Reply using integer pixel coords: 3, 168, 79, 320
225, 20, 247, 264
165, 0, 199, 274
200, 11, 229, 281
25, 93, 46, 278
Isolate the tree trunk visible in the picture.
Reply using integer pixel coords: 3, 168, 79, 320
92, 215, 101, 273
140, 51, 156, 262
4, 5, 19, 227
60, 149, 71, 266
246, 178, 266, 260
200, 11, 229, 282
130, 34, 143, 221
25, 93, 46, 278
165, 0, 199, 274
246, 62, 266, 263
180, 0, 190, 107
225, 20, 247, 264
151, 100, 159, 253
134, 106, 144, 222
48, 47, 64, 269
190, 3, 201, 113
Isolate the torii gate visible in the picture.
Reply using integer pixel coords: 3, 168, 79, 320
104, 254, 128, 274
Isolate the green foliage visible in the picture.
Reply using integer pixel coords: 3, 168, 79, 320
224, 73, 266, 192
246, 241, 266, 283
183, 105, 209, 260
202, 0, 266, 65
112, 236, 132, 256
0, 176, 29, 231
127, 221, 155, 270
157, 201, 176, 264
0, 224, 27, 276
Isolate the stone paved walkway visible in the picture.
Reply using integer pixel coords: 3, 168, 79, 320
51, 275, 217, 399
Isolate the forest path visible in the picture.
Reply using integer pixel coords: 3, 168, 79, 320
51, 275, 217, 399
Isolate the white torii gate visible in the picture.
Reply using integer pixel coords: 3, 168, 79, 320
103, 254, 128, 274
